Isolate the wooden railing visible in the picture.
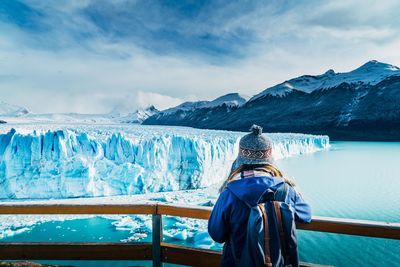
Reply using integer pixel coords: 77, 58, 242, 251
0, 202, 399, 267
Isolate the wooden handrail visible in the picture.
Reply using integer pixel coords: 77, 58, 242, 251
0, 202, 398, 266
161, 242, 222, 266
299, 215, 400, 240
0, 202, 399, 240
157, 203, 212, 220
0, 203, 157, 215
0, 242, 323, 267
0, 242, 152, 260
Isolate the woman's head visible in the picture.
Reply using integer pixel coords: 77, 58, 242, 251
231, 124, 274, 171
219, 125, 278, 192
219, 125, 297, 193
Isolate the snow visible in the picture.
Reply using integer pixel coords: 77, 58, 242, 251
0, 100, 29, 117
251, 60, 400, 100
2, 113, 118, 124
0, 107, 159, 125
0, 98, 158, 124
118, 106, 159, 123
205, 93, 249, 108
159, 101, 209, 115
335, 91, 369, 127
0, 124, 329, 199
161, 93, 248, 115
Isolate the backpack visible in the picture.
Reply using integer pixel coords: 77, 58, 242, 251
229, 182, 299, 267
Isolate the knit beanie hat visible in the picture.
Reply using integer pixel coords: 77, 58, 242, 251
231, 125, 274, 171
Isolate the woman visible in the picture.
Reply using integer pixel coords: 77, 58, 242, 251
208, 125, 311, 267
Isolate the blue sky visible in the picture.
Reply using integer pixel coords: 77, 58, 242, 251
0, 0, 399, 113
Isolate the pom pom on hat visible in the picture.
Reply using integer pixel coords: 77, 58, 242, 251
231, 123, 274, 170
250, 124, 263, 135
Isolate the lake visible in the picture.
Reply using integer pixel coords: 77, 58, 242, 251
279, 141, 400, 266
1, 141, 399, 267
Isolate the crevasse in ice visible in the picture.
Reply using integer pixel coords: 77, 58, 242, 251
0, 125, 329, 199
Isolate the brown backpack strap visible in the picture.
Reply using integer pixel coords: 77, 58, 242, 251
273, 201, 290, 264
258, 203, 273, 267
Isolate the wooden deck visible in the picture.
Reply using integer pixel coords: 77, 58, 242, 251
0, 202, 399, 266
0, 262, 63, 267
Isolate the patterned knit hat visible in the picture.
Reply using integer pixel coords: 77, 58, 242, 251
231, 125, 274, 171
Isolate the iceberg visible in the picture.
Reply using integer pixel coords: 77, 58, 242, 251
0, 124, 329, 199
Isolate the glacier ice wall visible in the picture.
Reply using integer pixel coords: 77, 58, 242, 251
0, 125, 329, 199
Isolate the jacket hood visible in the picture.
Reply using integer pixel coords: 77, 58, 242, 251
226, 176, 284, 207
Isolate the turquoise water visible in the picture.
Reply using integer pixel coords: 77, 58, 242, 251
3, 217, 152, 267
279, 142, 400, 222
2, 142, 400, 266
277, 141, 400, 266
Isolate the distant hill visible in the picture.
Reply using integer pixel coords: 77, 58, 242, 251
0, 100, 29, 117
118, 105, 160, 123
0, 102, 159, 125
144, 60, 400, 141
145, 93, 249, 126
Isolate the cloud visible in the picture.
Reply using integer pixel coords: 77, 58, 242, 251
0, 0, 399, 114
0, 74, 19, 82
108, 91, 183, 115
134, 91, 182, 110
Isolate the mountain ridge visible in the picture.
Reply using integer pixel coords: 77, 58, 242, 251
118, 105, 160, 123
250, 60, 400, 99
144, 60, 400, 141
0, 100, 29, 117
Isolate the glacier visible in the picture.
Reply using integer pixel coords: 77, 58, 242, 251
0, 124, 329, 199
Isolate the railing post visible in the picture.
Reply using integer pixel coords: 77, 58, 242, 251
152, 213, 162, 267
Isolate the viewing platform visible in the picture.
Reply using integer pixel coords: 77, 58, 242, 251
0, 202, 399, 266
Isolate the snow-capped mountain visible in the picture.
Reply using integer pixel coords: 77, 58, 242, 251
145, 93, 247, 125
0, 100, 29, 117
251, 60, 400, 99
0, 103, 159, 124
147, 93, 249, 125
162, 93, 248, 115
144, 60, 400, 141
162, 101, 210, 115
119, 105, 159, 123
208, 93, 249, 107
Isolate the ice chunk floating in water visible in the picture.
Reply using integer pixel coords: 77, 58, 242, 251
0, 125, 329, 199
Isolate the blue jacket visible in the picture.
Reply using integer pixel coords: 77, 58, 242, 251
208, 175, 312, 267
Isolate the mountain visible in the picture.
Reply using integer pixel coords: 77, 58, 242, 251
0, 100, 29, 117
0, 101, 159, 124
119, 105, 160, 123
143, 60, 400, 141
205, 93, 249, 107
146, 93, 248, 124
251, 60, 400, 99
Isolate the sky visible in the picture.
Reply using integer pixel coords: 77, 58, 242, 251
0, 0, 400, 114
